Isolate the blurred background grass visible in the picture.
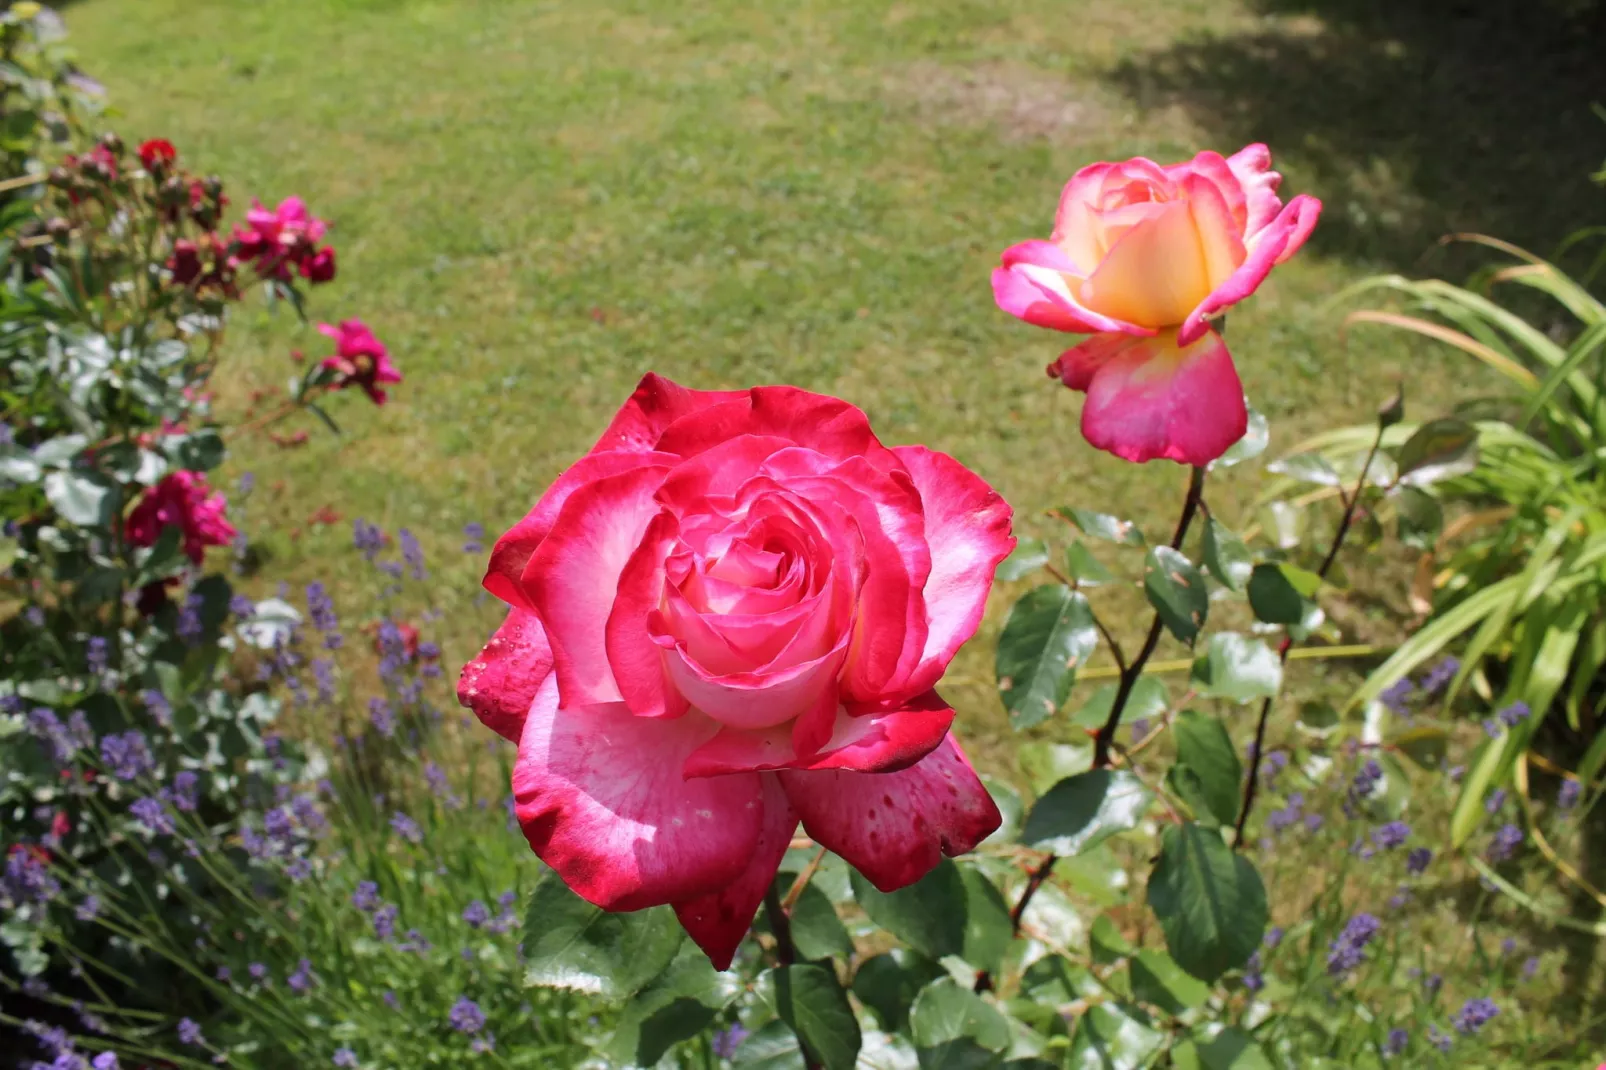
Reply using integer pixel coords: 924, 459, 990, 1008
60, 0, 1602, 770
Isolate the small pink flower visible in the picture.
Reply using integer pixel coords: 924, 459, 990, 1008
460, 373, 1013, 968
993, 145, 1321, 465
317, 319, 401, 405
125, 471, 238, 565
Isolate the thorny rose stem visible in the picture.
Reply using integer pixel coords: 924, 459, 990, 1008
978, 463, 1208, 992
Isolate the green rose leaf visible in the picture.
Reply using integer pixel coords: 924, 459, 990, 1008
1397, 417, 1478, 487
1020, 770, 1153, 857
997, 538, 1050, 582
851, 859, 966, 961
1146, 823, 1268, 982
1067, 1002, 1164, 1070
1064, 541, 1116, 586
1058, 507, 1145, 546
995, 584, 1098, 730
771, 963, 861, 1070
606, 943, 741, 1067
522, 877, 682, 1001
959, 866, 1012, 974
910, 977, 1012, 1051
1170, 711, 1243, 827
761, 874, 853, 962
1129, 949, 1210, 1016
1089, 914, 1134, 965
1267, 451, 1341, 487
853, 950, 945, 1032
0, 443, 41, 484
1188, 1026, 1276, 1070
1394, 486, 1443, 550
160, 428, 226, 472
43, 470, 118, 528
1212, 409, 1268, 470
1246, 563, 1319, 625
1190, 633, 1283, 704
1071, 676, 1168, 730
1144, 547, 1207, 644
732, 1020, 807, 1069
1201, 519, 1252, 592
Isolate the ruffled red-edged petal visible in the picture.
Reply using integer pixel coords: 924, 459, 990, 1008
456, 607, 556, 743
893, 446, 1014, 698
484, 449, 677, 610
513, 693, 764, 911
605, 511, 689, 719
1178, 193, 1321, 346
779, 734, 1000, 892
591, 372, 747, 454
1050, 329, 1247, 467
672, 773, 797, 970
655, 386, 895, 469
683, 689, 956, 778
524, 464, 672, 708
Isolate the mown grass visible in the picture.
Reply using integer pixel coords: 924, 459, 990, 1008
64, 0, 1606, 1057
63, 0, 1499, 751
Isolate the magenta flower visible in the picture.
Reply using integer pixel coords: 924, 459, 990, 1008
234, 196, 337, 284
317, 319, 401, 405
993, 145, 1321, 465
125, 471, 239, 564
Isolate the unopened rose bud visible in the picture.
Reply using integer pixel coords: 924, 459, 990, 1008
201, 175, 223, 200
44, 217, 70, 244
47, 166, 70, 188
160, 176, 187, 205
98, 132, 123, 156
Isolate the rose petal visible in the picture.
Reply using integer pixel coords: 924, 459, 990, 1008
682, 689, 956, 778
779, 734, 1001, 892
663, 635, 848, 730
525, 464, 672, 707
1178, 193, 1321, 346
1079, 199, 1211, 330
655, 386, 894, 468
485, 450, 677, 610
1165, 150, 1248, 234
991, 240, 1152, 336
672, 773, 797, 970
513, 689, 764, 910
892, 446, 1015, 698
1051, 329, 1247, 467
606, 511, 690, 719
457, 607, 556, 743
592, 372, 746, 454
1225, 143, 1284, 238
1179, 171, 1246, 293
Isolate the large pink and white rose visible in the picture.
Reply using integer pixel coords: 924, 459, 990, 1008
992, 144, 1321, 465
459, 373, 1013, 967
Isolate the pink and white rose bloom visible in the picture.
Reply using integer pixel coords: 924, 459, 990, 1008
992, 144, 1321, 465
459, 374, 1013, 967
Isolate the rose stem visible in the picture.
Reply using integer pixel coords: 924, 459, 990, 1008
1233, 420, 1386, 846
978, 463, 1209, 994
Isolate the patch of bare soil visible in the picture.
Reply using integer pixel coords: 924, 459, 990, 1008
883, 61, 1102, 141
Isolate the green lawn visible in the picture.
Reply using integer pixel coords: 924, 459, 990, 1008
63, 0, 1596, 764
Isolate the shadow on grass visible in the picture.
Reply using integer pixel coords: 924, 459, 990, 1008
1106, 0, 1606, 270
